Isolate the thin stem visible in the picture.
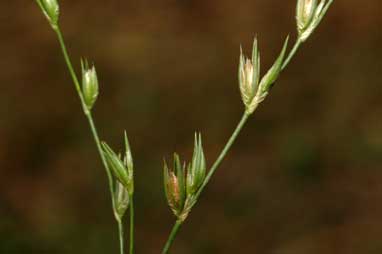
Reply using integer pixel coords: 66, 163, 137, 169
195, 112, 250, 201
161, 112, 250, 254
162, 220, 183, 254
54, 26, 124, 252
54, 26, 115, 209
118, 220, 125, 254
282, 37, 302, 70
129, 195, 134, 254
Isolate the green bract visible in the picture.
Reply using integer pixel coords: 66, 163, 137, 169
35, 0, 59, 27
114, 181, 130, 221
257, 36, 289, 95
101, 134, 134, 195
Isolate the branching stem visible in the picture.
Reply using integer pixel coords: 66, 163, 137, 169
161, 33, 308, 253
282, 37, 302, 70
161, 112, 250, 253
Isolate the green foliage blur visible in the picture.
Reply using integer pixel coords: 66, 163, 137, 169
0, 1, 381, 253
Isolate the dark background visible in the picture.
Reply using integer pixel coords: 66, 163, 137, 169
0, 1, 381, 253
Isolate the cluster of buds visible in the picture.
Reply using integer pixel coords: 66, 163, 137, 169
239, 37, 289, 114
164, 133, 206, 221
101, 132, 134, 221
296, 0, 334, 42
81, 59, 99, 111
35, 0, 59, 28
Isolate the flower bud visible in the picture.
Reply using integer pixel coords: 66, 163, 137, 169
296, 0, 317, 34
36, 0, 60, 27
186, 133, 206, 195
81, 59, 99, 111
114, 181, 130, 221
239, 38, 260, 113
164, 154, 186, 217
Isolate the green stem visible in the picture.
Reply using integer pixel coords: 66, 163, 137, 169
53, 25, 121, 251
195, 112, 250, 201
54, 26, 115, 208
118, 220, 125, 254
129, 195, 134, 254
161, 112, 250, 254
162, 220, 183, 254
282, 37, 302, 71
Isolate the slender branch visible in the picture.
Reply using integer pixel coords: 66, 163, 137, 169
118, 220, 125, 254
161, 33, 309, 252
194, 112, 250, 202
129, 195, 135, 254
162, 220, 183, 254
282, 37, 302, 70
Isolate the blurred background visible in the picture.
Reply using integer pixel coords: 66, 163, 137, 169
0, 0, 381, 253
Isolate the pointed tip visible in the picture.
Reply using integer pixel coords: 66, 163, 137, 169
163, 158, 168, 168
124, 131, 130, 149
173, 152, 180, 161
198, 132, 202, 146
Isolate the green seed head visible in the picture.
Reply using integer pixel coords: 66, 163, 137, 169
296, 0, 317, 34
81, 59, 99, 111
186, 133, 206, 195
101, 142, 132, 192
239, 38, 260, 112
163, 156, 186, 217
36, 0, 60, 27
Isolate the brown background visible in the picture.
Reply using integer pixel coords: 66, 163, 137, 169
0, 1, 381, 253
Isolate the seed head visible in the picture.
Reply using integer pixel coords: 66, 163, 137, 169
163, 155, 186, 217
296, 0, 317, 33
239, 38, 260, 113
297, 0, 335, 42
101, 136, 134, 195
81, 59, 99, 111
186, 133, 206, 195
36, 0, 60, 28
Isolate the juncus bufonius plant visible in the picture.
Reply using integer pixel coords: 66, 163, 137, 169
33, 0, 334, 253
